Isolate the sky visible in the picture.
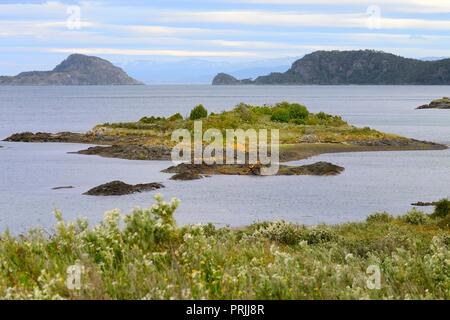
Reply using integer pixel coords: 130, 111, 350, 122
1, 0, 450, 75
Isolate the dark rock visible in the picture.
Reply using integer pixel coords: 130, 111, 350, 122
348, 138, 447, 149
0, 54, 143, 86
52, 186, 74, 190
75, 145, 172, 160
4, 132, 88, 143
84, 181, 164, 196
411, 201, 437, 207
170, 172, 204, 181
163, 161, 344, 178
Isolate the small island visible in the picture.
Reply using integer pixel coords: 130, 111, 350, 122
4, 102, 447, 181
0, 54, 142, 86
417, 97, 450, 109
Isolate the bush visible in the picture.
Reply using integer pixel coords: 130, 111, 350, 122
234, 103, 253, 122
366, 212, 394, 223
251, 221, 303, 245
287, 103, 309, 120
139, 116, 165, 123
168, 113, 183, 121
189, 104, 208, 120
403, 209, 429, 225
271, 108, 290, 123
433, 199, 450, 218
305, 227, 336, 244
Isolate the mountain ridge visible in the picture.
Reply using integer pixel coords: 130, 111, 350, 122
212, 50, 450, 85
0, 54, 142, 86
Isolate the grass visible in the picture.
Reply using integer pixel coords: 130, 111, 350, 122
92, 102, 403, 147
0, 195, 448, 300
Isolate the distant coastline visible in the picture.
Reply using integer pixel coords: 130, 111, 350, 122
213, 50, 450, 85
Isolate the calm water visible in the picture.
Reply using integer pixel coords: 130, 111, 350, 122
1, 85, 450, 232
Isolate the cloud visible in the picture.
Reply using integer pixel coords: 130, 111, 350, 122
233, 0, 450, 13
46, 47, 262, 58
156, 10, 450, 31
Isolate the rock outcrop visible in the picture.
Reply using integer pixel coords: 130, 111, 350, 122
162, 161, 344, 180
0, 54, 143, 86
75, 145, 172, 161
84, 181, 164, 196
417, 97, 450, 109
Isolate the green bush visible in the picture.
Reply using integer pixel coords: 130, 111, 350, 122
271, 108, 290, 123
234, 103, 254, 122
366, 212, 394, 223
189, 104, 208, 120
403, 209, 429, 225
433, 199, 450, 218
168, 113, 183, 121
139, 116, 166, 123
287, 103, 309, 120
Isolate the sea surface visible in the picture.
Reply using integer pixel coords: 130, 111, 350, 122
1, 85, 450, 232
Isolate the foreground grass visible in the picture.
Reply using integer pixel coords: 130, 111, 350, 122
0, 196, 449, 300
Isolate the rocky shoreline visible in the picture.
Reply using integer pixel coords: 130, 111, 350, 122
3, 129, 448, 184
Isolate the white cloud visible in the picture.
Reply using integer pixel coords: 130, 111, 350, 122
46, 47, 262, 58
156, 10, 450, 31
234, 0, 450, 13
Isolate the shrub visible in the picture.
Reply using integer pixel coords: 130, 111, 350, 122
305, 227, 336, 244
234, 103, 253, 122
403, 209, 429, 225
366, 212, 394, 223
287, 103, 309, 120
271, 108, 290, 123
433, 199, 450, 218
250, 106, 273, 115
139, 116, 165, 123
189, 104, 208, 120
316, 112, 330, 120
250, 221, 304, 245
168, 113, 183, 121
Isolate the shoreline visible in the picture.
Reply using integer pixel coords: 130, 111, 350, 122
3, 131, 447, 163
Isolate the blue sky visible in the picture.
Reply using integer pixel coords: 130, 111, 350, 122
1, 0, 450, 75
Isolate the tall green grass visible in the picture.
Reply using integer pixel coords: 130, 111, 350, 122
0, 195, 448, 300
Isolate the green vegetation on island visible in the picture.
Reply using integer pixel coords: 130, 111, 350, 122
0, 195, 448, 300
93, 102, 426, 147
4, 102, 446, 165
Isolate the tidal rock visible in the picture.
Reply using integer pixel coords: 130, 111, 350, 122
162, 161, 344, 178
75, 145, 172, 160
52, 186, 74, 190
84, 181, 164, 196
4, 132, 88, 143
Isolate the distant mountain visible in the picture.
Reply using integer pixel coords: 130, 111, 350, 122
212, 50, 450, 85
118, 58, 294, 84
0, 54, 142, 85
